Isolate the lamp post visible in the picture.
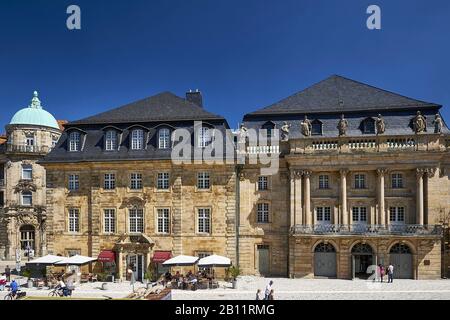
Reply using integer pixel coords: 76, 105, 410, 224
440, 220, 449, 279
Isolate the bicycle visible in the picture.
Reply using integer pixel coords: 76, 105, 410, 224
48, 286, 73, 297
4, 290, 26, 300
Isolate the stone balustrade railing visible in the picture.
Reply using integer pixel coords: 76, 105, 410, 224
6, 144, 49, 154
290, 224, 442, 236
349, 139, 376, 149
246, 145, 280, 154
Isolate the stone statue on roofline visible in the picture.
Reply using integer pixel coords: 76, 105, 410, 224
337, 114, 348, 136
280, 121, 291, 141
300, 116, 312, 137
238, 124, 248, 144
432, 113, 443, 134
376, 114, 385, 135
413, 111, 426, 133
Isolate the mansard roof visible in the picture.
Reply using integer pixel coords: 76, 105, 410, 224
246, 75, 441, 116
69, 91, 225, 126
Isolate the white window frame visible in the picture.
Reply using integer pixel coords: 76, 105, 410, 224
318, 175, 329, 189
316, 207, 331, 224
68, 208, 80, 233
158, 128, 171, 149
156, 172, 170, 190
129, 208, 144, 233
21, 164, 33, 180
157, 208, 170, 234
354, 174, 366, 189
103, 209, 116, 234
25, 135, 35, 146
258, 176, 268, 191
69, 131, 81, 152
198, 127, 212, 148
391, 173, 403, 189
352, 207, 367, 224
104, 173, 116, 190
257, 203, 270, 223
197, 208, 211, 234
197, 172, 210, 190
389, 207, 405, 225
131, 129, 144, 150
21, 191, 32, 206
130, 173, 143, 190
105, 130, 118, 151
68, 174, 79, 191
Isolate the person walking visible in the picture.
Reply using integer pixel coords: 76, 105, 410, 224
255, 289, 262, 300
0, 274, 6, 291
5, 265, 11, 282
268, 289, 275, 300
264, 280, 273, 300
387, 263, 394, 283
379, 264, 385, 282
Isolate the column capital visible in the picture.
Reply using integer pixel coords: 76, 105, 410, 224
302, 170, 312, 178
424, 167, 436, 177
416, 168, 426, 177
377, 168, 388, 176
339, 168, 349, 176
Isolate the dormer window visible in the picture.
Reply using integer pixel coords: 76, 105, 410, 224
158, 128, 171, 149
362, 118, 376, 134
131, 129, 144, 150
105, 130, 118, 151
261, 122, 275, 138
25, 135, 35, 146
198, 127, 212, 148
311, 120, 323, 136
68, 131, 81, 152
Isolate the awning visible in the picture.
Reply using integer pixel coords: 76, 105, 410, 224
162, 255, 199, 266
152, 251, 172, 263
54, 255, 97, 266
27, 255, 64, 264
197, 255, 231, 267
98, 250, 115, 263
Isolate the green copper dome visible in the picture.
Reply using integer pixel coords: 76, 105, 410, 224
10, 91, 60, 129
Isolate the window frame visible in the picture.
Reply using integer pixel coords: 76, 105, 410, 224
354, 174, 366, 189
389, 206, 405, 225
352, 206, 368, 224
21, 191, 33, 206
197, 172, 211, 190
21, 164, 33, 180
257, 202, 270, 223
156, 172, 170, 190
130, 173, 143, 190
105, 130, 118, 151
156, 208, 171, 234
197, 127, 212, 148
68, 174, 79, 191
318, 175, 329, 190
103, 208, 116, 234
197, 208, 211, 234
68, 208, 80, 233
257, 176, 269, 191
130, 129, 144, 150
104, 173, 116, 190
316, 206, 332, 224
128, 207, 144, 234
68, 131, 81, 152
391, 173, 404, 189
158, 128, 171, 149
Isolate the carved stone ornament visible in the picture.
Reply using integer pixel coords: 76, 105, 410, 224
376, 114, 386, 134
300, 116, 312, 137
14, 180, 37, 193
280, 121, 291, 141
337, 114, 348, 136
413, 111, 426, 133
120, 196, 146, 209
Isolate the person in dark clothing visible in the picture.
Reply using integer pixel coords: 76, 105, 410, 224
5, 265, 11, 282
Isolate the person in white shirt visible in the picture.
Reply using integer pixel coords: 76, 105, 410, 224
264, 280, 273, 300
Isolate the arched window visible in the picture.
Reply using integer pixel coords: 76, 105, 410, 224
362, 118, 376, 134
351, 243, 373, 254
105, 130, 118, 151
314, 242, 336, 253
261, 121, 275, 137
68, 131, 81, 152
389, 243, 412, 254
311, 120, 323, 136
131, 129, 144, 150
158, 128, 171, 149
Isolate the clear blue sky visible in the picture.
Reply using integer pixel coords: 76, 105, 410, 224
1, 0, 449, 131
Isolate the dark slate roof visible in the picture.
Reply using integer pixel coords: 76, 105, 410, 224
69, 92, 225, 125
246, 75, 441, 116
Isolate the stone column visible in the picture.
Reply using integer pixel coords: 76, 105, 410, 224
416, 168, 424, 225
340, 169, 348, 226
294, 170, 303, 225
303, 171, 312, 226
290, 169, 295, 227
118, 247, 124, 281
377, 168, 387, 226
146, 248, 152, 272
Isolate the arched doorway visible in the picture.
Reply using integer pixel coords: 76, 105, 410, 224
20, 225, 35, 256
389, 243, 413, 279
314, 242, 337, 278
351, 243, 374, 279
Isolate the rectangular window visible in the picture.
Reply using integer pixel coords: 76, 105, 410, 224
158, 128, 171, 149
25, 136, 35, 146
316, 207, 331, 224
257, 203, 270, 223
258, 176, 268, 190
354, 174, 366, 189
68, 174, 79, 191
197, 172, 210, 190
318, 175, 329, 189
105, 131, 118, 151
104, 209, 116, 234
391, 173, 403, 189
129, 208, 144, 233
352, 207, 367, 223
198, 127, 212, 148
389, 207, 405, 224
130, 173, 142, 190
131, 129, 144, 150
157, 208, 170, 234
22, 165, 33, 180
197, 208, 211, 233
69, 132, 81, 152
157, 172, 170, 190
104, 173, 116, 190
21, 192, 32, 206
68, 209, 80, 233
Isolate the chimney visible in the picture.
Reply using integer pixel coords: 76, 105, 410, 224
186, 89, 203, 108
